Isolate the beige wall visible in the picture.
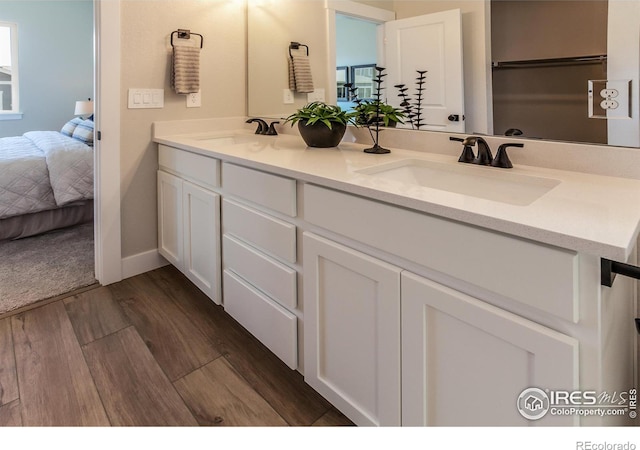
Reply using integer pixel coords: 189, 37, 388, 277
247, 0, 330, 117
120, 0, 246, 258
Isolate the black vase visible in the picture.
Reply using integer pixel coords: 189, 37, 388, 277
297, 120, 346, 148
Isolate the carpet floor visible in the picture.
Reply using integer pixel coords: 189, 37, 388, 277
0, 223, 96, 314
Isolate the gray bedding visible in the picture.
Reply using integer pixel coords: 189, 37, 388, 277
0, 131, 93, 219
0, 200, 93, 240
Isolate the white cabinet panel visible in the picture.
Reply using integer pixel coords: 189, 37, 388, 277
158, 169, 221, 305
159, 144, 219, 189
157, 171, 183, 267
222, 162, 296, 216
223, 269, 298, 369
223, 234, 297, 309
401, 271, 579, 426
183, 182, 221, 304
304, 183, 579, 322
222, 198, 296, 264
303, 232, 401, 426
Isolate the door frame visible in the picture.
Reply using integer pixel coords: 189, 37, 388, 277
93, 0, 122, 285
324, 0, 395, 105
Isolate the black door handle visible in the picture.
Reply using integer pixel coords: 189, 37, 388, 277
448, 114, 464, 122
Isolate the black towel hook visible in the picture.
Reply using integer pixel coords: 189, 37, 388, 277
289, 41, 309, 58
171, 29, 203, 48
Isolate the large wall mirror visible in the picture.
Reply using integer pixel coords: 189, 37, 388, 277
247, 0, 639, 148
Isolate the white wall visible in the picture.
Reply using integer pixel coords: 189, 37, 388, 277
0, 1, 93, 137
120, 0, 246, 258
608, 0, 640, 147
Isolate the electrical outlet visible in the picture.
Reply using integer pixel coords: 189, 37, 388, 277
283, 89, 294, 104
600, 99, 619, 109
588, 80, 631, 119
600, 89, 619, 98
186, 91, 201, 108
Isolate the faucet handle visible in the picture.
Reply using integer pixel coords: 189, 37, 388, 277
491, 143, 524, 169
450, 136, 475, 163
266, 121, 280, 136
246, 118, 268, 134
463, 136, 492, 165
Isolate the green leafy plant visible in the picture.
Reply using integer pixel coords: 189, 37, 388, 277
353, 99, 405, 127
284, 101, 357, 129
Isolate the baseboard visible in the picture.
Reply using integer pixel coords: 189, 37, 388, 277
121, 248, 169, 280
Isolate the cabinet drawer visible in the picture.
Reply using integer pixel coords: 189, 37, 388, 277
222, 162, 296, 217
223, 269, 298, 369
159, 145, 219, 189
223, 234, 297, 309
304, 184, 579, 323
222, 198, 296, 264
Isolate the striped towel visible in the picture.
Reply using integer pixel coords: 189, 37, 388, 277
171, 45, 200, 94
288, 55, 314, 93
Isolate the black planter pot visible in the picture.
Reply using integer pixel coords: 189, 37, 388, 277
297, 120, 347, 148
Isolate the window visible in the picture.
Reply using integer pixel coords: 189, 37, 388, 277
0, 22, 19, 116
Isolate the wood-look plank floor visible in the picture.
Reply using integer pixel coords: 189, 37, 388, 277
0, 265, 353, 427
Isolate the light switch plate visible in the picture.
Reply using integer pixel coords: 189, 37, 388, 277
283, 89, 294, 104
128, 88, 164, 109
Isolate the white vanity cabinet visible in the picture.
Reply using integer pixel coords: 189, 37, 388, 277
401, 271, 578, 426
303, 229, 579, 426
302, 183, 632, 427
155, 139, 636, 428
157, 145, 221, 304
303, 232, 402, 427
220, 162, 299, 370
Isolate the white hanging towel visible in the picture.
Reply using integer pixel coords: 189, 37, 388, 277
288, 55, 314, 93
171, 45, 200, 94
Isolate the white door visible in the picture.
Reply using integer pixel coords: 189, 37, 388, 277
401, 271, 579, 426
157, 171, 183, 268
303, 232, 401, 426
384, 9, 465, 132
182, 181, 221, 304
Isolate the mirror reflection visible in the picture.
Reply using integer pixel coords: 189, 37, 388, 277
247, 0, 639, 148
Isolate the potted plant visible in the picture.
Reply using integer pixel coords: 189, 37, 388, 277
284, 101, 357, 148
353, 99, 405, 128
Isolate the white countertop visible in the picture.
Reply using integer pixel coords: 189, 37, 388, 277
155, 129, 640, 262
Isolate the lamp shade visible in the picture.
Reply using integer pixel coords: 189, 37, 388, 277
74, 100, 94, 116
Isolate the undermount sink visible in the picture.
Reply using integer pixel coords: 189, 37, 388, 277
193, 135, 258, 146
356, 159, 561, 206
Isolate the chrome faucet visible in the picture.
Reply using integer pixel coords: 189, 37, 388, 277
246, 118, 268, 135
462, 136, 493, 165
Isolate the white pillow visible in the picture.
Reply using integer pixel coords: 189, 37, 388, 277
71, 118, 94, 146
60, 117, 84, 137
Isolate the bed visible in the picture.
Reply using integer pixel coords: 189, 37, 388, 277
0, 118, 94, 241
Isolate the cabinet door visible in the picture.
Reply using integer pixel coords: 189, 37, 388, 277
303, 232, 402, 426
183, 181, 221, 304
401, 271, 579, 426
157, 171, 183, 267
